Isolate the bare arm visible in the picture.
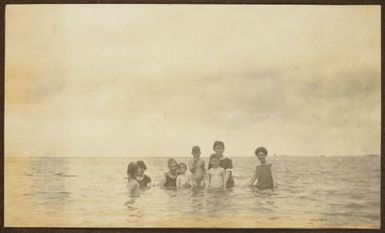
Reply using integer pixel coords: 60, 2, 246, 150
203, 161, 208, 185
222, 169, 226, 190
271, 165, 276, 188
249, 168, 258, 186
129, 182, 140, 197
176, 176, 181, 188
159, 172, 167, 187
207, 170, 211, 188
223, 158, 233, 190
188, 160, 195, 173
224, 170, 230, 190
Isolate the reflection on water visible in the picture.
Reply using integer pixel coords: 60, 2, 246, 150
5, 156, 381, 228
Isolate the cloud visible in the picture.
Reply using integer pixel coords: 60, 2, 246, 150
5, 5, 381, 157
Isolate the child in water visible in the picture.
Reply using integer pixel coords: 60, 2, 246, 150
250, 147, 274, 190
127, 162, 140, 197
160, 158, 179, 189
207, 155, 226, 190
188, 145, 207, 188
135, 160, 152, 188
208, 141, 234, 189
176, 163, 192, 189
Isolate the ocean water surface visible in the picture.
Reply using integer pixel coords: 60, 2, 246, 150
5, 156, 380, 228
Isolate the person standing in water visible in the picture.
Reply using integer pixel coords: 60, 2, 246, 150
135, 160, 152, 188
208, 141, 234, 189
249, 147, 274, 190
127, 162, 140, 197
160, 158, 179, 189
188, 145, 207, 188
207, 154, 225, 190
176, 163, 192, 189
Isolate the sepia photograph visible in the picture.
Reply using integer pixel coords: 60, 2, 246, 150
4, 4, 381, 228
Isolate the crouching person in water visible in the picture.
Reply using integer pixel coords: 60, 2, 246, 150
250, 147, 274, 190
160, 158, 179, 189
127, 162, 140, 197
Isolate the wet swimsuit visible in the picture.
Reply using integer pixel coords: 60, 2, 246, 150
255, 164, 274, 190
164, 173, 177, 188
136, 175, 151, 188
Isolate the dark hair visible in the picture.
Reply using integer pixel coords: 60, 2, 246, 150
191, 145, 201, 153
178, 162, 187, 170
213, 141, 225, 150
167, 158, 178, 167
255, 147, 268, 156
127, 162, 138, 179
136, 160, 147, 170
211, 154, 220, 160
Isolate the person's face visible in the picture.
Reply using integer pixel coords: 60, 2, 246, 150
137, 167, 145, 176
179, 165, 187, 174
214, 145, 224, 156
211, 158, 219, 167
169, 162, 178, 173
256, 152, 266, 163
192, 151, 201, 160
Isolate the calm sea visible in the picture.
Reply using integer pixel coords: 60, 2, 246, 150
5, 156, 380, 228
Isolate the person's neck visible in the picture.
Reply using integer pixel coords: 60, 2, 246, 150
260, 161, 266, 165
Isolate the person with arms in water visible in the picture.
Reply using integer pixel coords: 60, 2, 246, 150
160, 158, 179, 189
135, 160, 152, 188
176, 162, 192, 189
127, 162, 140, 197
249, 147, 274, 190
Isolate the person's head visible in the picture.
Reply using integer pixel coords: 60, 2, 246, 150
167, 158, 178, 174
191, 145, 201, 160
210, 154, 220, 168
127, 162, 138, 180
136, 160, 147, 176
213, 141, 225, 156
178, 163, 188, 174
255, 147, 268, 163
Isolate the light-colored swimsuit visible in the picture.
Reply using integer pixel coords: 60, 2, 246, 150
208, 167, 225, 189
177, 174, 191, 188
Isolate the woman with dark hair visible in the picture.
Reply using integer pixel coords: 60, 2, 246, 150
127, 162, 140, 197
208, 141, 234, 189
135, 160, 152, 188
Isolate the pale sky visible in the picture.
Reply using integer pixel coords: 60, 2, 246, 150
5, 5, 381, 157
